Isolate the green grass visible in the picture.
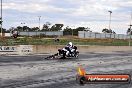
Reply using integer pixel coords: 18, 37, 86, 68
0, 37, 131, 46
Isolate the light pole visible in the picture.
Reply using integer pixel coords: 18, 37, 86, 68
129, 12, 132, 46
1, 0, 2, 37
108, 11, 112, 30
38, 16, 41, 30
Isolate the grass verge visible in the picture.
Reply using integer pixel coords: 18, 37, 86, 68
0, 37, 131, 46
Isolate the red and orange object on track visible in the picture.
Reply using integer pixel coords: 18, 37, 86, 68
76, 66, 131, 85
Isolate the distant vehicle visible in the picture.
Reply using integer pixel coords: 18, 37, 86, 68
11, 30, 19, 38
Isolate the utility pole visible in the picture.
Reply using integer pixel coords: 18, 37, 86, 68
129, 12, 132, 46
38, 16, 41, 30
72, 28, 73, 37
1, 0, 2, 37
108, 11, 112, 30
72, 26, 75, 37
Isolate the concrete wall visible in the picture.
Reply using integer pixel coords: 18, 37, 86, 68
32, 45, 132, 54
5, 33, 11, 37
1, 33, 11, 37
1, 45, 132, 55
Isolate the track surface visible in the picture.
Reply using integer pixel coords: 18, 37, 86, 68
0, 51, 132, 88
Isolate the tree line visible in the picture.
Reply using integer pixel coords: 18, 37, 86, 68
1, 22, 92, 36
2, 21, 132, 35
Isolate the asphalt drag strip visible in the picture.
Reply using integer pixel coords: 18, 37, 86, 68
0, 51, 132, 88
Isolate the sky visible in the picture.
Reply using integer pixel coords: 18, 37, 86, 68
2, 0, 132, 34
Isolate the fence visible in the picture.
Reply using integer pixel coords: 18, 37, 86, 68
19, 31, 63, 36
4, 31, 63, 37
78, 31, 132, 39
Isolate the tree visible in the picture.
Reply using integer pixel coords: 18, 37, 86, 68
9, 27, 15, 31
23, 26, 30, 31
63, 26, 91, 36
73, 27, 87, 36
102, 28, 109, 33
0, 28, 6, 33
16, 26, 40, 32
42, 22, 51, 31
102, 28, 116, 34
14, 26, 32, 32
0, 18, 3, 24
0, 20, 3, 24
16, 26, 23, 31
31, 27, 39, 31
50, 24, 64, 31
63, 26, 72, 35
127, 28, 132, 35
76, 27, 85, 31
112, 31, 116, 34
